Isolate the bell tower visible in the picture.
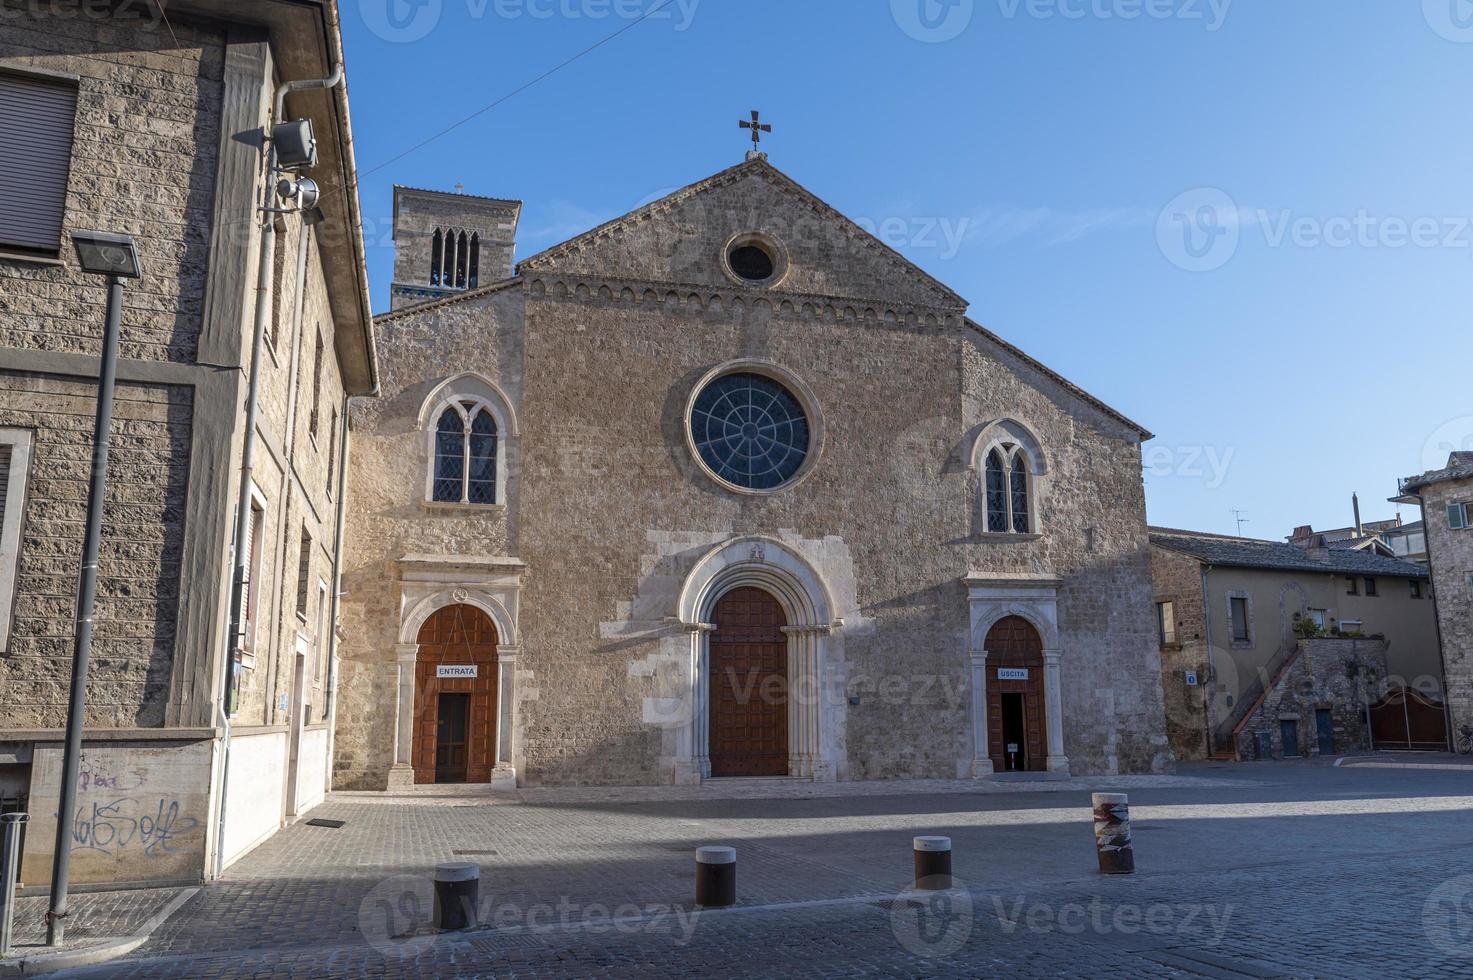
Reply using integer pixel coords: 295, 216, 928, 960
390, 185, 522, 311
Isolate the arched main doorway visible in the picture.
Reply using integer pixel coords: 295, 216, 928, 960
985, 615, 1047, 772
709, 587, 789, 776
413, 604, 499, 784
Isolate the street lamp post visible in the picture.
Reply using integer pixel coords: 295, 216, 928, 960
45, 231, 142, 947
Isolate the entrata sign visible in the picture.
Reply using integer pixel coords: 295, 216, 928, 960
997, 668, 1030, 681
437, 665, 478, 679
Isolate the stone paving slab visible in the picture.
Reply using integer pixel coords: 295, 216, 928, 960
53, 764, 1473, 976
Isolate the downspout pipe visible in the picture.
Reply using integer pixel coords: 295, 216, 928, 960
215, 63, 342, 880
323, 403, 352, 793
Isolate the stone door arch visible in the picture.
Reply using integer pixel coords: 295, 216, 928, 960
984, 616, 1047, 772
412, 604, 499, 784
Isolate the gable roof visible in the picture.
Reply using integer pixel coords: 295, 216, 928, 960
516, 156, 967, 310
1400, 451, 1473, 493
1149, 529, 1428, 578
965, 318, 1151, 439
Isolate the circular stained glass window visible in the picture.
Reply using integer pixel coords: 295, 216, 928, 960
690, 372, 810, 491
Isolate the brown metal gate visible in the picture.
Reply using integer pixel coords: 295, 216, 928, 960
1368, 687, 1448, 752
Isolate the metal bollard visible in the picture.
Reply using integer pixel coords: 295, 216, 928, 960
694, 846, 736, 908
912, 836, 953, 890
1092, 793, 1135, 874
0, 812, 27, 958
432, 862, 480, 931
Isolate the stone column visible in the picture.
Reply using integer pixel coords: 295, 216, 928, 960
970, 647, 994, 777
491, 649, 517, 790
386, 643, 418, 790
781, 625, 833, 780
675, 623, 714, 785
1043, 649, 1070, 774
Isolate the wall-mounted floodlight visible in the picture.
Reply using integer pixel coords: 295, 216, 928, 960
276, 176, 320, 211
69, 230, 141, 279
271, 118, 318, 170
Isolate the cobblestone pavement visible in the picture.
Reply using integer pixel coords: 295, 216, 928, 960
9, 886, 189, 945
56, 763, 1473, 977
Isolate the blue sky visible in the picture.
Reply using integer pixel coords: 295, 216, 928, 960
341, 0, 1473, 540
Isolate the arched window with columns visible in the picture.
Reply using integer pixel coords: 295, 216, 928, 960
974, 419, 1045, 535
420, 373, 518, 507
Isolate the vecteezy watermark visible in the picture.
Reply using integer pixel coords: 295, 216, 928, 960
891, 0, 975, 43
853, 216, 972, 260
889, 878, 975, 957
1157, 187, 1473, 271
1421, 416, 1473, 473
358, 0, 700, 43
991, 896, 1235, 941
1423, 875, 1473, 957
358, 875, 702, 956
0, 0, 164, 26
1423, 0, 1473, 43
1142, 445, 1235, 490
1155, 188, 1241, 272
996, 0, 1231, 30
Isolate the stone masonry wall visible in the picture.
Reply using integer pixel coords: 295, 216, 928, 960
1420, 476, 1473, 731
0, 374, 190, 727
1233, 637, 1386, 759
1149, 545, 1210, 760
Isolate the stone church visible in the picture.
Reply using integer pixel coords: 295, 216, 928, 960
332, 152, 1171, 790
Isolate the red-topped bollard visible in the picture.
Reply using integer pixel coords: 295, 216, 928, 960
1092, 793, 1135, 874
912, 836, 953, 890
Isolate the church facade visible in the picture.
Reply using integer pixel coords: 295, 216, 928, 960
332, 156, 1171, 790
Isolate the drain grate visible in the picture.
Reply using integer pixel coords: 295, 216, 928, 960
471, 934, 548, 953
453, 849, 498, 856
305, 818, 346, 828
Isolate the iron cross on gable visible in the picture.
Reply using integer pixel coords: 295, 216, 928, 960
739, 110, 771, 149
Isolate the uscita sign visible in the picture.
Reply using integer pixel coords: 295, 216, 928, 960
437, 665, 478, 679
997, 668, 1030, 681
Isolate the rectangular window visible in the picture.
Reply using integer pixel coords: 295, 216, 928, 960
240, 496, 265, 653
0, 430, 36, 653
1450, 502, 1470, 530
0, 72, 78, 256
326, 406, 339, 495
1230, 597, 1250, 643
1411, 579, 1423, 599
1345, 577, 1358, 596
1340, 620, 1363, 635
1364, 577, 1377, 597
309, 329, 324, 442
269, 220, 288, 349
296, 528, 311, 619
315, 579, 329, 686
1155, 601, 1176, 646
1308, 609, 1327, 629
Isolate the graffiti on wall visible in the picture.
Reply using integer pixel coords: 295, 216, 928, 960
72, 796, 200, 857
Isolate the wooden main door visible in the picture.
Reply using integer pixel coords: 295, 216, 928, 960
413, 604, 499, 784
709, 587, 789, 777
985, 616, 1048, 773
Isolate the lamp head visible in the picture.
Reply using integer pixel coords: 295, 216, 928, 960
69, 230, 141, 279
276, 176, 320, 211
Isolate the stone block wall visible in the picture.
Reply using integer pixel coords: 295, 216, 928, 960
0, 374, 191, 728
1420, 476, 1473, 730
1233, 637, 1386, 759
1149, 545, 1211, 760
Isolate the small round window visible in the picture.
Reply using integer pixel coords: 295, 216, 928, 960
728, 243, 775, 281
690, 372, 810, 491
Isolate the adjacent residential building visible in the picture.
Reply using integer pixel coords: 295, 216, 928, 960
1397, 452, 1473, 736
1150, 528, 1439, 761
0, 0, 375, 889
332, 159, 1176, 792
